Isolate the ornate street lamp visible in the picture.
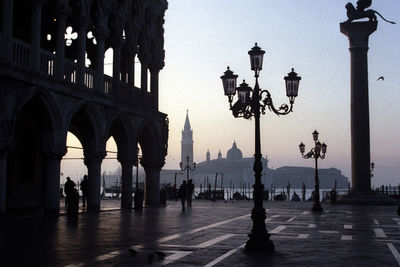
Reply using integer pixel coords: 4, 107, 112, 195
180, 156, 196, 182
220, 43, 301, 252
299, 130, 327, 212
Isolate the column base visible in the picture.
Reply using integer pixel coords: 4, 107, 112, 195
312, 202, 323, 212
338, 190, 397, 205
87, 205, 100, 212
245, 233, 275, 252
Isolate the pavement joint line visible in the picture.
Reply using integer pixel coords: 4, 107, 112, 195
158, 234, 236, 249
296, 234, 309, 239
341, 235, 353, 241
387, 243, 400, 266
319, 230, 339, 234
344, 224, 352, 229
196, 234, 236, 248
374, 228, 388, 238
203, 243, 245, 267
270, 225, 287, 234
158, 214, 250, 243
162, 250, 193, 265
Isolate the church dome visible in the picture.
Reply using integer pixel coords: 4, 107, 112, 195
227, 141, 243, 160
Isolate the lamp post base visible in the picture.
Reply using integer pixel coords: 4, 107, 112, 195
245, 207, 275, 252
311, 203, 323, 212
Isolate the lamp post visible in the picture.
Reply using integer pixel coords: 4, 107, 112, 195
220, 43, 301, 252
180, 156, 196, 182
370, 162, 375, 178
299, 130, 327, 212
136, 147, 141, 189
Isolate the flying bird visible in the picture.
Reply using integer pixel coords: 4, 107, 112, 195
377, 76, 384, 81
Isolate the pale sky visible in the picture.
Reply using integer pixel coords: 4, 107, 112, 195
62, 0, 400, 187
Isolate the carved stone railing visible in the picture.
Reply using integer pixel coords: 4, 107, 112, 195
84, 67, 95, 89
40, 50, 55, 75
64, 59, 77, 83
12, 38, 30, 67
6, 37, 157, 111
104, 76, 113, 95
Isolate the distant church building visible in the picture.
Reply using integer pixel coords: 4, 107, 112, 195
160, 112, 349, 190
181, 111, 194, 166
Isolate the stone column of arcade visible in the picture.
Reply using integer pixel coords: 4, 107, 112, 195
118, 155, 135, 210
1, 0, 13, 61
94, 26, 108, 92
340, 21, 377, 194
84, 152, 105, 212
44, 150, 65, 213
30, 0, 46, 70
76, 17, 90, 87
54, 3, 71, 79
142, 159, 161, 206
0, 149, 7, 215
150, 68, 159, 109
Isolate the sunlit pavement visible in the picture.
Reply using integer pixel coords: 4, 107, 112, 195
1, 200, 400, 266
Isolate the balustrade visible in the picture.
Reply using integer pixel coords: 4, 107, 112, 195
40, 50, 55, 75
12, 38, 30, 67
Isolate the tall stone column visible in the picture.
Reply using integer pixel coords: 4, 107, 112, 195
340, 21, 377, 192
1, 0, 13, 61
30, 0, 46, 70
150, 68, 159, 110
54, 3, 71, 79
44, 151, 64, 213
76, 18, 90, 86
141, 159, 162, 206
118, 155, 135, 210
0, 149, 7, 215
94, 27, 108, 92
84, 152, 105, 212
112, 38, 123, 96
141, 64, 148, 91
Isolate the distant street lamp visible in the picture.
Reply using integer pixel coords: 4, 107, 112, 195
220, 43, 301, 252
299, 130, 327, 212
136, 147, 141, 189
180, 156, 196, 182
370, 162, 375, 178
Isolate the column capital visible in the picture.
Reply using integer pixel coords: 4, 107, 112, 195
84, 152, 106, 165
32, 0, 47, 8
140, 157, 164, 173
56, 3, 72, 17
94, 26, 109, 43
44, 148, 67, 160
117, 153, 136, 166
340, 21, 377, 49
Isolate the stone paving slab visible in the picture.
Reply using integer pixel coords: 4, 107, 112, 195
1, 200, 400, 266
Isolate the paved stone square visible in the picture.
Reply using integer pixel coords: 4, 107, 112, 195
1, 200, 400, 266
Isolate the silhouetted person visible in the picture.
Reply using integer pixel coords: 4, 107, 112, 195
187, 179, 194, 207
80, 175, 88, 208
178, 180, 187, 211
64, 177, 76, 210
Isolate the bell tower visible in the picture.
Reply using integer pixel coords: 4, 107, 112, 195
181, 110, 194, 166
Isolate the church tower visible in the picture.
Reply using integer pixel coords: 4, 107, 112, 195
206, 149, 210, 162
181, 110, 194, 166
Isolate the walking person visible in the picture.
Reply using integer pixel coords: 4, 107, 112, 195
187, 179, 194, 207
80, 175, 89, 208
178, 180, 187, 211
